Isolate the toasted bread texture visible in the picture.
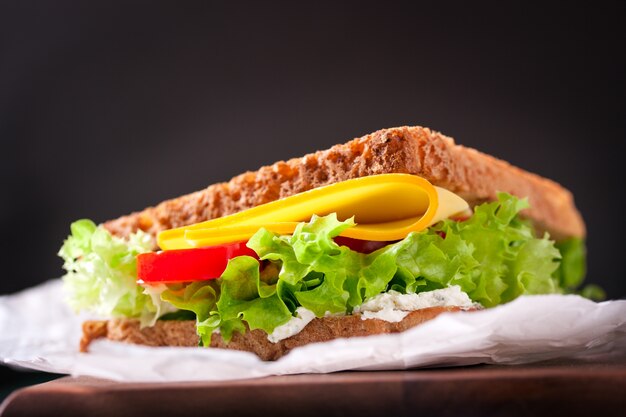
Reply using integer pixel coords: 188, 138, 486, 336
103, 126, 585, 243
81, 306, 466, 360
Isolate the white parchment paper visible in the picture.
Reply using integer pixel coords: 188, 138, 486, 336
1, 279, 625, 382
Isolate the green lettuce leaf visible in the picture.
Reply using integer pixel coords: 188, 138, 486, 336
426, 193, 562, 306
161, 280, 221, 345
552, 237, 603, 300
247, 214, 364, 316
217, 256, 292, 336
553, 237, 587, 290
59, 219, 160, 325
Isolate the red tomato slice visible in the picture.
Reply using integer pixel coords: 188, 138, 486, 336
137, 241, 258, 284
333, 236, 393, 254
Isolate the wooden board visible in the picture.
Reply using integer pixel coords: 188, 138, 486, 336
1, 356, 625, 417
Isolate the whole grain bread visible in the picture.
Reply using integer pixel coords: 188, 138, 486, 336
103, 126, 585, 243
81, 306, 467, 360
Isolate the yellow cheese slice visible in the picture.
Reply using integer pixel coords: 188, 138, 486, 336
157, 174, 469, 250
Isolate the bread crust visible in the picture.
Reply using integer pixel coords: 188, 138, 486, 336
81, 306, 467, 360
103, 126, 585, 243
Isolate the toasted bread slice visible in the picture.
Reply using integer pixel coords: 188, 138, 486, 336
81, 306, 467, 360
103, 126, 585, 243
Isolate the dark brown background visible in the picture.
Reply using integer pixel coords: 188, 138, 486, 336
1, 1, 624, 300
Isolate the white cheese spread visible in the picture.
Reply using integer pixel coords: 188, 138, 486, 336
353, 286, 475, 323
265, 286, 475, 342
267, 307, 316, 343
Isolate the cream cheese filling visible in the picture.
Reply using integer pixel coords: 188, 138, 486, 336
353, 286, 475, 322
267, 307, 316, 343
266, 286, 476, 343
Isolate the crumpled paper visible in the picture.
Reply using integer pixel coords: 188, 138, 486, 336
1, 279, 624, 382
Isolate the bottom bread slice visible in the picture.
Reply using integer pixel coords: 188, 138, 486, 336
81, 306, 467, 361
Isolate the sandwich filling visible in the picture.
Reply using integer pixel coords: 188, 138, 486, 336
59, 175, 589, 347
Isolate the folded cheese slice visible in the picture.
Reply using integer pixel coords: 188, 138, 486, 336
157, 174, 469, 250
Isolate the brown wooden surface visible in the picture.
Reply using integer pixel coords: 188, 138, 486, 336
2, 355, 625, 417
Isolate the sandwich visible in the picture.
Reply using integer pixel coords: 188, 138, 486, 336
59, 126, 589, 361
